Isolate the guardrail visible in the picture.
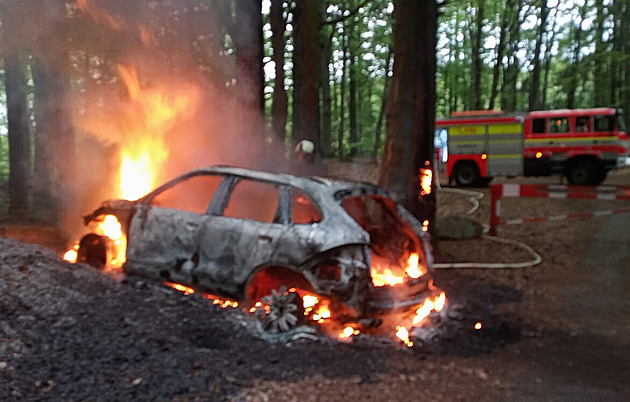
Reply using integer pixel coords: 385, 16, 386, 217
489, 184, 630, 235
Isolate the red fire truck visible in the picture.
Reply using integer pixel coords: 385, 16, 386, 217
435, 108, 629, 186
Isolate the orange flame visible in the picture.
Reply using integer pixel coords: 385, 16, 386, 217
419, 167, 432, 196
76, 0, 123, 31
396, 326, 413, 347
371, 253, 427, 287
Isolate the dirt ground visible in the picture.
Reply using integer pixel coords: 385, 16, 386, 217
1, 164, 629, 401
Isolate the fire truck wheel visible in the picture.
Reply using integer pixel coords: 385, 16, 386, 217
567, 160, 606, 186
453, 162, 480, 187
77, 233, 107, 269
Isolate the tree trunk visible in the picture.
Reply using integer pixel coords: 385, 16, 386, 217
338, 21, 348, 160
567, 6, 586, 109
348, 20, 359, 157
488, 0, 511, 110
270, 0, 288, 148
541, 6, 558, 109
373, 46, 393, 161
2, 12, 31, 213
292, 0, 320, 148
234, 0, 264, 113
593, 1, 608, 107
379, 0, 437, 225
528, 0, 548, 111
469, 0, 484, 110
319, 20, 334, 157
501, 0, 522, 112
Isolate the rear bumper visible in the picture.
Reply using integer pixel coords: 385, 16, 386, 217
363, 276, 436, 315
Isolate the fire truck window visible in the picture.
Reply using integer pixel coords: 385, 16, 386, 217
575, 117, 590, 132
291, 190, 321, 224
532, 118, 546, 133
594, 115, 614, 132
223, 180, 280, 223
550, 117, 568, 133
150, 174, 222, 214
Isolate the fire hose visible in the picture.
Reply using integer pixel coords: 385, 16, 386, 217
432, 177, 542, 269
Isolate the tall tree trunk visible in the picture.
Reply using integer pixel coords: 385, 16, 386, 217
567, 6, 586, 109
373, 46, 393, 161
501, 0, 522, 112
2, 3, 31, 213
234, 0, 264, 113
528, 0, 548, 111
469, 0, 484, 110
488, 0, 512, 110
348, 18, 359, 157
292, 0, 320, 148
379, 0, 437, 225
270, 0, 288, 148
593, 1, 608, 107
319, 20, 334, 157
541, 5, 558, 109
338, 22, 348, 160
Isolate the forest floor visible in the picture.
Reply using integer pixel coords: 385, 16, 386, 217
1, 163, 629, 401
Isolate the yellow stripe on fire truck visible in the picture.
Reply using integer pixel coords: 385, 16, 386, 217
449, 125, 486, 135
488, 124, 522, 134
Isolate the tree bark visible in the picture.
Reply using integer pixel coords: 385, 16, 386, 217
469, 0, 484, 110
319, 15, 334, 157
373, 46, 393, 161
292, 0, 320, 148
2, 2, 31, 213
270, 0, 288, 147
379, 0, 437, 225
528, 0, 548, 111
488, 0, 511, 110
348, 18, 359, 157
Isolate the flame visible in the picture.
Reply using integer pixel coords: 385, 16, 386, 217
396, 326, 413, 348
115, 64, 195, 201
65, 63, 200, 266
372, 253, 427, 287
475, 322, 483, 330
419, 167, 432, 196
411, 292, 446, 325
165, 282, 195, 295
63, 244, 79, 263
76, 0, 123, 31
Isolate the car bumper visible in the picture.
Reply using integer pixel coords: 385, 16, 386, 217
617, 156, 630, 168
363, 276, 437, 315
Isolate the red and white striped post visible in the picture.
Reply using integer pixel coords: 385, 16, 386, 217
489, 183, 630, 235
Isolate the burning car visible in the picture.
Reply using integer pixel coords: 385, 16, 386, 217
76, 166, 440, 331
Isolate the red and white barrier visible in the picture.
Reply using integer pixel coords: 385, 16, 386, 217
489, 183, 630, 235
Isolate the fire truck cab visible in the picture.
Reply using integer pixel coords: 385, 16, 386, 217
436, 108, 629, 186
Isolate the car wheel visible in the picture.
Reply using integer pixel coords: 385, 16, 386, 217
77, 233, 108, 269
453, 162, 480, 187
567, 160, 605, 186
256, 286, 305, 333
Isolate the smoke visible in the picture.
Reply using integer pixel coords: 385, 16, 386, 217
10, 0, 285, 240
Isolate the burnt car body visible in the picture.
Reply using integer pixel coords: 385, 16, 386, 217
81, 166, 435, 320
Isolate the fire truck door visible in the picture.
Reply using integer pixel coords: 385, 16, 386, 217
486, 123, 524, 176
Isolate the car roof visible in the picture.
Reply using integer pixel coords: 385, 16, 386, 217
176, 165, 390, 201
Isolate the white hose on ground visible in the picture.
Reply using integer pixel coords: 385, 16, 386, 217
433, 234, 542, 269
434, 175, 542, 269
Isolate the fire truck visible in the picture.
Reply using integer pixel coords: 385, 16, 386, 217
435, 108, 629, 186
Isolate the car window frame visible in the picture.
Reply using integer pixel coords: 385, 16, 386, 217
214, 176, 290, 225
140, 172, 226, 215
289, 187, 323, 225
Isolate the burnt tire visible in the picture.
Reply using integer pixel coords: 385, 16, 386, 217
77, 233, 107, 269
567, 160, 606, 186
453, 162, 480, 187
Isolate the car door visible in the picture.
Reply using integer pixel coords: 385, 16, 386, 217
196, 178, 290, 296
125, 174, 223, 282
